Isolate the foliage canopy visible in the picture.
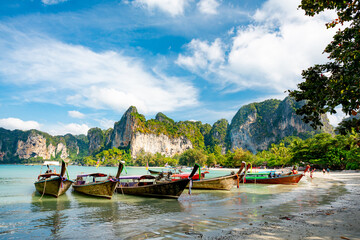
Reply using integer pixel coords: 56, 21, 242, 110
289, 0, 360, 133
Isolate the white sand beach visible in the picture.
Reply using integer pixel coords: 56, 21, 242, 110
203, 171, 360, 240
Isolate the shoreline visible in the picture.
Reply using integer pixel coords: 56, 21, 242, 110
202, 171, 360, 240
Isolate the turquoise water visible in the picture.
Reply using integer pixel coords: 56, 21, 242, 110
0, 165, 347, 239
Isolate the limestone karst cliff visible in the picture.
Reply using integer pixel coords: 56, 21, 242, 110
229, 97, 333, 153
110, 107, 194, 157
15, 133, 68, 159
0, 128, 88, 163
0, 97, 335, 162
130, 132, 192, 157
208, 119, 229, 153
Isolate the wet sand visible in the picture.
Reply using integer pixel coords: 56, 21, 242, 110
203, 171, 360, 240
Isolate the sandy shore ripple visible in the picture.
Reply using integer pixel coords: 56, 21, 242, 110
202, 171, 360, 240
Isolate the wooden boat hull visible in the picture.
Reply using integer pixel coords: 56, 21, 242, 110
244, 173, 303, 184
34, 177, 73, 198
148, 169, 160, 175
72, 180, 118, 199
117, 178, 190, 199
186, 175, 237, 191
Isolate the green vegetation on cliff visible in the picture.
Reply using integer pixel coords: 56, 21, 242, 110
175, 132, 360, 169
83, 148, 131, 166
132, 110, 207, 149
63, 134, 89, 160
230, 98, 333, 152
231, 99, 281, 129
208, 119, 229, 147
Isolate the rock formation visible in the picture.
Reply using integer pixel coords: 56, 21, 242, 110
0, 96, 335, 162
15, 133, 69, 159
229, 97, 333, 153
111, 106, 138, 149
110, 107, 194, 157
130, 132, 192, 157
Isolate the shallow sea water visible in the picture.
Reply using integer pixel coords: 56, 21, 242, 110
0, 165, 347, 239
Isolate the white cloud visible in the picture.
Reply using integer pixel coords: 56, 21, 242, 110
0, 117, 89, 135
45, 123, 90, 136
327, 107, 347, 127
176, 38, 225, 79
0, 118, 41, 131
0, 27, 198, 115
197, 0, 219, 15
42, 0, 68, 5
177, 0, 337, 93
68, 110, 85, 119
227, 27, 235, 36
132, 0, 190, 16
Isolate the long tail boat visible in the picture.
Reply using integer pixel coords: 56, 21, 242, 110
170, 171, 209, 181
148, 169, 161, 175
155, 162, 250, 191
186, 162, 250, 190
148, 168, 183, 176
116, 163, 199, 199
34, 160, 73, 198
72, 163, 122, 199
243, 171, 304, 184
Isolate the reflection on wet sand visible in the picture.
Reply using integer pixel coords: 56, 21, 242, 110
71, 190, 120, 223
70, 191, 186, 239
31, 192, 71, 212
30, 192, 71, 237
116, 193, 184, 215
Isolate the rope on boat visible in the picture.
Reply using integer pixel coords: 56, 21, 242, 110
115, 179, 124, 195
188, 179, 193, 195
116, 179, 124, 195
119, 185, 124, 195
39, 179, 47, 201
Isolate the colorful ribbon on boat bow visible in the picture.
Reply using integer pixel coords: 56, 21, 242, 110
198, 166, 201, 180
121, 163, 128, 174
60, 176, 68, 188
109, 178, 119, 182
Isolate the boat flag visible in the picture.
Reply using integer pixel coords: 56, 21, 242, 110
96, 156, 104, 168
122, 161, 128, 174
62, 159, 70, 179
96, 159, 100, 168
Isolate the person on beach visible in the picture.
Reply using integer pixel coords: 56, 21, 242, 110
323, 169, 326, 175
304, 165, 310, 176
310, 168, 315, 178
45, 165, 52, 174
326, 167, 330, 174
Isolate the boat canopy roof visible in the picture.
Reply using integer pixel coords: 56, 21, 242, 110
38, 173, 60, 178
246, 171, 275, 175
118, 175, 155, 180
171, 171, 208, 178
77, 173, 107, 178
43, 161, 60, 166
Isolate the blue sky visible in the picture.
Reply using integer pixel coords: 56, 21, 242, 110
0, 0, 344, 135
